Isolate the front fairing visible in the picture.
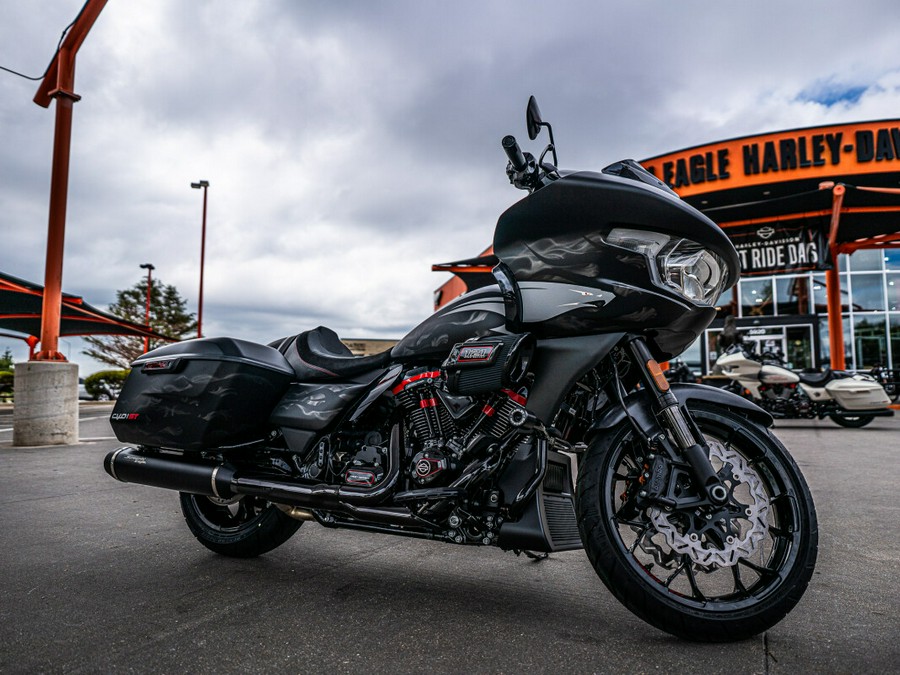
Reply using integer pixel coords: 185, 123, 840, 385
491, 166, 739, 359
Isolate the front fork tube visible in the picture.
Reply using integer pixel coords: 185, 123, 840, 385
626, 337, 729, 505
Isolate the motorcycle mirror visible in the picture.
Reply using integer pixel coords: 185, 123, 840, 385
526, 95, 543, 140
525, 95, 559, 167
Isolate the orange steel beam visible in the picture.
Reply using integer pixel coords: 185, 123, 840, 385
31, 0, 108, 360
824, 184, 846, 370
715, 205, 900, 230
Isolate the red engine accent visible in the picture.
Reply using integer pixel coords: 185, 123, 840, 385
392, 370, 441, 395
502, 389, 528, 406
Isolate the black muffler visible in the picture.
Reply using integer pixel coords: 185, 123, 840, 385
104, 447, 236, 499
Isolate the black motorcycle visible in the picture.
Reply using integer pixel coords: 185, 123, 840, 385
104, 97, 817, 642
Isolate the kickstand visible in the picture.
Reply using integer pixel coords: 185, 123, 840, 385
514, 549, 550, 562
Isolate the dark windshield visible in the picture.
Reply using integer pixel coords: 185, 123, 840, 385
602, 159, 678, 197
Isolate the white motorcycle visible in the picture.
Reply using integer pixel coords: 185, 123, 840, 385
717, 345, 894, 428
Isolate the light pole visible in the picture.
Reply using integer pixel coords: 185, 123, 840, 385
190, 180, 209, 339
139, 263, 155, 353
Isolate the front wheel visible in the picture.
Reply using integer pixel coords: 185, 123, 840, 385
577, 403, 818, 641
830, 413, 874, 428
179, 493, 303, 558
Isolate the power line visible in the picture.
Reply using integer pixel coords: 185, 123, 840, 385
0, 19, 76, 82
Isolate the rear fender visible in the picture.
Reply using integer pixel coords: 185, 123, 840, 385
591, 382, 773, 435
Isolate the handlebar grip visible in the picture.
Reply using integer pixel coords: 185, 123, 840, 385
502, 135, 528, 171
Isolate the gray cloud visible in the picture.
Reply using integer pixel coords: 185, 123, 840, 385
3, 0, 900, 372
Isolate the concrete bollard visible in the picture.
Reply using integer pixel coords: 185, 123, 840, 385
12, 361, 79, 446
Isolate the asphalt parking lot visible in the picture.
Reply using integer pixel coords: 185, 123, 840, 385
1, 403, 898, 673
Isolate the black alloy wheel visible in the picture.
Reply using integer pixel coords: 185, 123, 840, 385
577, 403, 818, 642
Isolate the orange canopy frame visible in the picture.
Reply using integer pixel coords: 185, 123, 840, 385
31, 0, 108, 361
0, 271, 176, 359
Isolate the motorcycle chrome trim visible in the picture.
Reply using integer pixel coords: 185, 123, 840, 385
658, 405, 695, 449
106, 446, 126, 481
210, 466, 223, 499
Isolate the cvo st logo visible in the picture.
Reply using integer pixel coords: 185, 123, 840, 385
111, 413, 140, 421
458, 345, 496, 361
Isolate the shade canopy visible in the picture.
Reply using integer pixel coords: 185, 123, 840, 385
0, 271, 175, 342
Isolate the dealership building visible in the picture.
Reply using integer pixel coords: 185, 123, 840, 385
435, 120, 900, 374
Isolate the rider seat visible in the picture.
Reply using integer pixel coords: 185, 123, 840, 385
271, 326, 392, 381
797, 368, 834, 387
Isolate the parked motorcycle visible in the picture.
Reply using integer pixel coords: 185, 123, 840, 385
104, 97, 817, 642
717, 344, 894, 427
665, 358, 700, 384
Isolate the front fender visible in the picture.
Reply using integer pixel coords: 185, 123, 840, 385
592, 382, 773, 434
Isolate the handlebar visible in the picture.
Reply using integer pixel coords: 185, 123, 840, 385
502, 135, 528, 172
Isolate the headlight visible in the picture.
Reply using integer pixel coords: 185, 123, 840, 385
657, 239, 727, 305
605, 228, 728, 305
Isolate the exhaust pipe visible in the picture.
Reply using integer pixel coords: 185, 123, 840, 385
103, 425, 402, 507
104, 447, 236, 499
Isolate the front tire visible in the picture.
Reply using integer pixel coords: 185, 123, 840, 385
830, 413, 874, 428
179, 493, 302, 558
577, 403, 818, 641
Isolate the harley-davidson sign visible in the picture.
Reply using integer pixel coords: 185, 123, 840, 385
641, 120, 900, 197
729, 222, 831, 275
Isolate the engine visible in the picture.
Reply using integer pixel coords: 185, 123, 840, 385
303, 334, 534, 491
392, 368, 528, 486
757, 383, 814, 418
393, 333, 534, 487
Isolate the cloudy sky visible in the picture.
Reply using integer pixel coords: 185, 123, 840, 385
3, 0, 900, 374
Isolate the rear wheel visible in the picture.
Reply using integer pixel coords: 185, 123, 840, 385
829, 413, 874, 428
577, 403, 817, 641
179, 493, 302, 558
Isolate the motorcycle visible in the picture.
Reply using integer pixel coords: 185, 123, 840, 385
665, 358, 700, 384
717, 344, 894, 428
104, 97, 817, 642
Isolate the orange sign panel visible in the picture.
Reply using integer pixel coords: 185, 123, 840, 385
641, 120, 900, 198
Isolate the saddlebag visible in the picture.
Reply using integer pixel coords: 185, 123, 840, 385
110, 337, 294, 451
826, 376, 892, 411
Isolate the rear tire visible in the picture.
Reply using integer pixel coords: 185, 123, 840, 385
179, 493, 302, 558
830, 413, 874, 428
577, 403, 817, 641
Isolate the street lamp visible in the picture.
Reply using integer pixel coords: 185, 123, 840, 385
139, 263, 155, 353
190, 180, 209, 339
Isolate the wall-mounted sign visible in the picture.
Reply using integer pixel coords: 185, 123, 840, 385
641, 120, 900, 198
729, 221, 831, 276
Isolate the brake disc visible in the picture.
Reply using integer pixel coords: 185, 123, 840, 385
648, 438, 770, 568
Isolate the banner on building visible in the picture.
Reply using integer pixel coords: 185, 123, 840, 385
728, 221, 832, 276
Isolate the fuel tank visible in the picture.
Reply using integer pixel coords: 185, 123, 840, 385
759, 364, 800, 384
391, 286, 508, 361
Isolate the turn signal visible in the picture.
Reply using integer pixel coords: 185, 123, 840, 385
647, 360, 670, 392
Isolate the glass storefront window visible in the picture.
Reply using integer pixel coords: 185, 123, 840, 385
776, 276, 810, 315
849, 274, 885, 311
740, 278, 774, 316
854, 315, 888, 368
819, 316, 852, 367
890, 314, 900, 369
812, 273, 850, 312
848, 248, 884, 272
884, 250, 900, 271
887, 274, 900, 311
785, 326, 814, 369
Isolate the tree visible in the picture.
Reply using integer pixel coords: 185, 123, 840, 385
83, 277, 197, 369
0, 348, 13, 371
